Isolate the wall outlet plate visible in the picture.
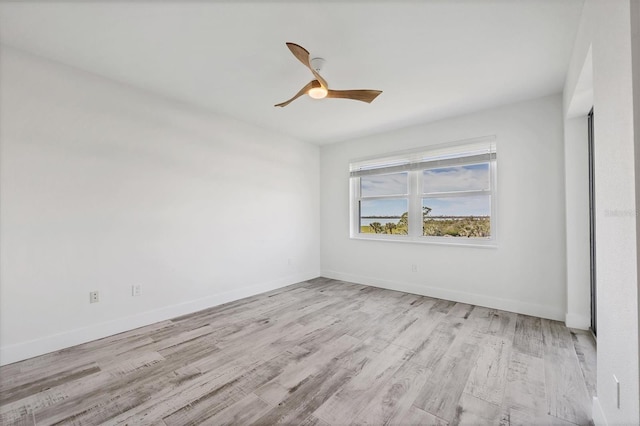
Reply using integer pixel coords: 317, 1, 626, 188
132, 284, 141, 297
90, 291, 99, 303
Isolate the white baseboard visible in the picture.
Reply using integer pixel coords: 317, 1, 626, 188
565, 313, 591, 330
0, 271, 318, 366
321, 270, 565, 321
592, 397, 608, 426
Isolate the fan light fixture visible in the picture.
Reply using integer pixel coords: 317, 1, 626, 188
274, 42, 382, 108
308, 86, 328, 99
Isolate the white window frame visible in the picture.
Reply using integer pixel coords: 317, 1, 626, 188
349, 136, 498, 247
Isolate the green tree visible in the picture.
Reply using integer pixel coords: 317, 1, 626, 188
385, 222, 397, 234
397, 212, 409, 235
423, 206, 432, 219
422, 206, 433, 236
399, 212, 408, 227
369, 222, 383, 233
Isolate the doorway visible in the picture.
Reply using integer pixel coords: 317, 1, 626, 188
588, 108, 597, 336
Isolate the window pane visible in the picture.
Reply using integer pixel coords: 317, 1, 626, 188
423, 163, 489, 194
360, 199, 408, 234
360, 172, 408, 197
422, 195, 491, 237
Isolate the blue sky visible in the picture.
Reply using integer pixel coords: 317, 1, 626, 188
360, 199, 408, 217
423, 163, 489, 193
361, 173, 408, 197
360, 163, 490, 217
423, 195, 490, 217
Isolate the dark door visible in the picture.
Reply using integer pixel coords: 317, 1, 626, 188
588, 108, 597, 336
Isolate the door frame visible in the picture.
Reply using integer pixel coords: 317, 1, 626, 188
588, 108, 597, 336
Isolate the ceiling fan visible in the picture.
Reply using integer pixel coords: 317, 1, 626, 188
275, 42, 382, 107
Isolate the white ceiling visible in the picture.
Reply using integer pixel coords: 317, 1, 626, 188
0, 1, 584, 145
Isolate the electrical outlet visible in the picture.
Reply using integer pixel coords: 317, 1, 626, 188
89, 291, 99, 303
411, 264, 418, 272
132, 284, 141, 297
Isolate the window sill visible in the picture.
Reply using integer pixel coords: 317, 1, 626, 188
350, 233, 497, 248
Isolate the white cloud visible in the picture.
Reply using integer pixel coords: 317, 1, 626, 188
361, 172, 408, 196
423, 164, 489, 193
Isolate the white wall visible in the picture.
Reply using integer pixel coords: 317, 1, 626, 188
563, 2, 594, 331
0, 47, 321, 366
564, 0, 640, 424
320, 95, 567, 321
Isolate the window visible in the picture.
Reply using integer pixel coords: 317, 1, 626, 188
350, 137, 497, 246
359, 173, 409, 235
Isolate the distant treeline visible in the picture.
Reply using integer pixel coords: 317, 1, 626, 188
361, 215, 490, 238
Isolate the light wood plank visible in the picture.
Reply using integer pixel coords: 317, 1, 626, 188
313, 343, 413, 424
513, 315, 543, 358
207, 392, 272, 425
446, 303, 476, 323
451, 392, 501, 425
503, 351, 546, 416
500, 407, 578, 426
392, 312, 446, 351
262, 334, 360, 391
161, 348, 307, 425
352, 360, 429, 425
299, 414, 331, 426
0, 409, 34, 426
430, 298, 457, 314
463, 335, 511, 406
467, 306, 517, 341
571, 329, 597, 397
251, 359, 354, 425
541, 319, 592, 425
409, 320, 460, 368
413, 342, 480, 422
375, 313, 420, 343
31, 351, 171, 425
253, 381, 289, 406
396, 406, 449, 426
0, 362, 100, 406
332, 336, 391, 376
106, 346, 301, 425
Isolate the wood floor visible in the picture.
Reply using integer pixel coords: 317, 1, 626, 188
0, 277, 596, 426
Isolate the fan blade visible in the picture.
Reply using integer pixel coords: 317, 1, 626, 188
274, 81, 315, 107
286, 42, 329, 89
326, 89, 382, 103
286, 42, 311, 68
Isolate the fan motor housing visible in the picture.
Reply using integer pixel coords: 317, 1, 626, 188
310, 57, 325, 72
